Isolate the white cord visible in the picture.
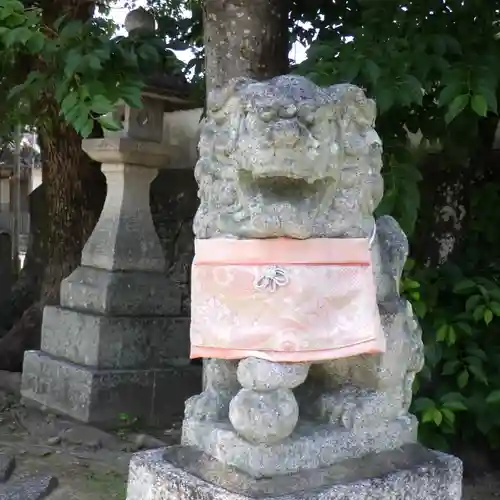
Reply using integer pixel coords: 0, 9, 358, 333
368, 223, 377, 249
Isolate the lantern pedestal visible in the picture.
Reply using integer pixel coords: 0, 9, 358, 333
21, 138, 198, 427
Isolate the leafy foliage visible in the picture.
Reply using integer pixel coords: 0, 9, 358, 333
290, 0, 500, 452
0, 0, 183, 137
402, 258, 500, 450
296, 0, 500, 236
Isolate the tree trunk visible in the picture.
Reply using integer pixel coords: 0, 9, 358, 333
203, 0, 289, 90
198, 0, 288, 376
0, 0, 106, 371
37, 107, 106, 304
412, 116, 499, 267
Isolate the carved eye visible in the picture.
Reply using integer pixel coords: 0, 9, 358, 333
298, 106, 316, 125
260, 108, 276, 122
279, 104, 297, 118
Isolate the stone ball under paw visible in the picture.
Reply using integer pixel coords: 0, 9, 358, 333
229, 388, 299, 444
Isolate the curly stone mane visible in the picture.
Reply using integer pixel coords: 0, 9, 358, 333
193, 75, 384, 239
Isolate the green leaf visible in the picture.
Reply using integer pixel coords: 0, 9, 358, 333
26, 31, 45, 53
64, 49, 82, 77
53, 14, 67, 32
90, 94, 114, 115
442, 360, 460, 375
64, 103, 82, 124
375, 87, 394, 114
478, 284, 489, 299
86, 54, 102, 71
442, 400, 467, 411
456, 322, 473, 335
59, 20, 83, 40
401, 75, 423, 105
443, 36, 462, 54
453, 279, 476, 294
457, 369, 469, 389
413, 397, 436, 412
469, 364, 488, 385
490, 302, 500, 316
362, 59, 380, 83
433, 409, 443, 426
447, 325, 457, 346
404, 279, 420, 290
466, 346, 487, 361
436, 324, 448, 342
71, 104, 91, 134
98, 113, 123, 132
342, 59, 362, 82
441, 408, 455, 425
422, 408, 435, 424
138, 43, 160, 63
118, 84, 143, 109
80, 118, 94, 139
476, 85, 498, 113
477, 416, 493, 435
4, 26, 32, 46
465, 355, 483, 368
471, 94, 488, 117
441, 392, 467, 405
413, 301, 427, 318
486, 390, 500, 404
60, 93, 78, 117
473, 305, 486, 322
465, 295, 482, 312
431, 35, 447, 55
445, 94, 469, 123
484, 308, 494, 325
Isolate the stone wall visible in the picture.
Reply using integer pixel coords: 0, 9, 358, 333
149, 108, 202, 361
151, 169, 198, 353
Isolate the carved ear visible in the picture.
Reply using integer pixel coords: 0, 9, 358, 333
326, 84, 378, 126
207, 77, 257, 113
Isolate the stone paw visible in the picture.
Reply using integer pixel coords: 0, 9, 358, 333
184, 391, 232, 421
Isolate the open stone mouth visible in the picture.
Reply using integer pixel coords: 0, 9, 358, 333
239, 171, 333, 204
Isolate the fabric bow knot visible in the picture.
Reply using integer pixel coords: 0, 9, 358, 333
254, 266, 289, 292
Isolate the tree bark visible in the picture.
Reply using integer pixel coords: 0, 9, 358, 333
412, 116, 499, 267
198, 0, 288, 377
0, 0, 106, 371
37, 106, 106, 304
203, 0, 289, 91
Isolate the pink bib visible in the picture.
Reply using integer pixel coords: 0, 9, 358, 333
190, 238, 385, 362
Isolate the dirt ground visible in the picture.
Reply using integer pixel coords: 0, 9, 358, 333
0, 373, 182, 499
0, 373, 498, 499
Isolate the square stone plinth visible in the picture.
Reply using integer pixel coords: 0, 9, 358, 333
60, 266, 182, 316
126, 444, 463, 500
40, 306, 190, 369
181, 417, 418, 478
21, 351, 200, 427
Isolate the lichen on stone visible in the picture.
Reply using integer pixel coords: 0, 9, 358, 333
193, 75, 384, 239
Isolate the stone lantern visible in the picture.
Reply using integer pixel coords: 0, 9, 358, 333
21, 8, 200, 427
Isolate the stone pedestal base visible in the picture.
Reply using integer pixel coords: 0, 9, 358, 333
182, 417, 418, 478
21, 350, 200, 427
126, 444, 462, 500
21, 273, 200, 427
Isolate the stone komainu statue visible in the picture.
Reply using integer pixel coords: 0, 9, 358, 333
183, 75, 424, 477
